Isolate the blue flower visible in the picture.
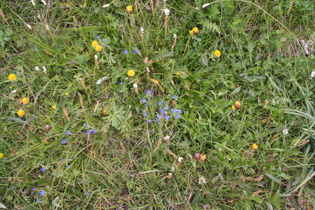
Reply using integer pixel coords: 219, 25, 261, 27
146, 90, 152, 95
31, 188, 36, 194
39, 190, 45, 196
147, 119, 152, 123
175, 114, 181, 119
86, 130, 92, 135
96, 36, 100, 39
157, 114, 163, 119
36, 198, 41, 202
164, 106, 169, 110
62, 139, 68, 144
84, 124, 89, 129
155, 118, 160, 122
141, 98, 147, 103
132, 50, 137, 54
171, 108, 177, 113
119, 81, 124, 85
91, 129, 97, 134
165, 115, 170, 121
177, 109, 183, 114
158, 101, 163, 106
123, 49, 128, 54
143, 112, 148, 117
65, 130, 71, 135
103, 39, 108, 43
173, 95, 178, 100
66, 165, 70, 168
85, 191, 89, 195
41, 167, 46, 173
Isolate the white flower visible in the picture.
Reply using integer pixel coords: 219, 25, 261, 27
164, 135, 170, 140
140, 27, 144, 34
42, 66, 47, 73
164, 8, 170, 16
173, 34, 177, 39
94, 55, 98, 59
282, 129, 288, 135
35, 66, 40, 71
178, 157, 183, 163
133, 83, 138, 88
310, 71, 315, 79
198, 176, 207, 184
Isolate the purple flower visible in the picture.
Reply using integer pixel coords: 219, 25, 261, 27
62, 139, 69, 144
123, 49, 128, 54
141, 98, 147, 103
157, 114, 163, 119
31, 188, 36, 194
155, 118, 160, 122
119, 81, 124, 85
158, 101, 163, 106
147, 119, 152, 123
132, 50, 137, 54
91, 129, 97, 134
173, 95, 178, 100
39, 190, 45, 196
65, 130, 71, 135
177, 109, 183, 114
95, 36, 100, 39
86, 130, 92, 135
84, 124, 89, 129
41, 167, 46, 173
175, 114, 181, 119
145, 90, 152, 95
143, 112, 148, 117
165, 115, 170, 121
171, 108, 177, 113
85, 191, 89, 195
36, 198, 41, 202
164, 106, 169, 110
103, 39, 108, 43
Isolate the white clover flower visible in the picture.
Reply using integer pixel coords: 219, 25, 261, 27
282, 129, 288, 135
133, 83, 138, 88
94, 55, 98, 59
178, 157, 183, 163
164, 8, 170, 16
164, 135, 170, 140
198, 176, 207, 184
35, 66, 40, 71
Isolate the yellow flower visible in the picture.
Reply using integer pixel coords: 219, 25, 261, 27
127, 70, 135, 77
251, 144, 258, 150
232, 101, 241, 110
0, 153, 3, 158
64, 92, 69, 96
17, 109, 25, 117
92, 41, 98, 47
8, 74, 17, 81
214, 50, 221, 58
175, 72, 180, 76
189, 27, 199, 35
51, 105, 57, 109
21, 97, 29, 105
200, 154, 207, 161
126, 5, 133, 13
95, 45, 102, 52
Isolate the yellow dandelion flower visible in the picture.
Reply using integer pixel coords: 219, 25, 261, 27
189, 27, 199, 35
21, 97, 29, 105
231, 105, 236, 110
0, 153, 3, 158
251, 144, 258, 150
214, 50, 221, 58
126, 5, 133, 13
8, 74, 17, 81
234, 101, 241, 109
51, 105, 57, 109
92, 41, 98, 48
65, 92, 69, 96
175, 72, 180, 76
95, 45, 102, 52
127, 70, 135, 77
17, 109, 25, 117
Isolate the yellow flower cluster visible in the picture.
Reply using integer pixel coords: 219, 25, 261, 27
189, 27, 199, 35
126, 5, 133, 13
91, 41, 102, 52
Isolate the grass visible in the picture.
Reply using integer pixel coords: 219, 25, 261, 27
1, 0, 315, 209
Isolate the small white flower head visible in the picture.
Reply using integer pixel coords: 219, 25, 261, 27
164, 8, 170, 16
310, 71, 315, 79
94, 54, 98, 59
198, 176, 207, 184
164, 135, 170, 140
282, 128, 288, 135
35, 66, 40, 71
133, 83, 138, 88
173, 34, 177, 39
178, 157, 183, 163
42, 66, 47, 73
140, 27, 144, 34
30, 0, 35, 6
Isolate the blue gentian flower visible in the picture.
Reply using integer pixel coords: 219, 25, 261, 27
120, 81, 124, 85
86, 130, 91, 135
39, 190, 45, 196
158, 101, 163, 106
36, 199, 41, 202
91, 129, 97, 134
177, 109, 183, 114
164, 106, 169, 110
146, 90, 152, 95
123, 49, 128, 54
173, 95, 178, 100
62, 139, 68, 144
103, 39, 108, 43
41, 167, 46, 173
65, 130, 71, 135
165, 115, 170, 121
132, 50, 137, 54
147, 119, 152, 123
175, 114, 181, 119
141, 98, 146, 103
143, 112, 148, 117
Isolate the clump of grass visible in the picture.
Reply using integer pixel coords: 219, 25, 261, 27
1, 0, 315, 209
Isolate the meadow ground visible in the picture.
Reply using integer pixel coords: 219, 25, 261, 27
1, 0, 315, 209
